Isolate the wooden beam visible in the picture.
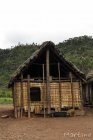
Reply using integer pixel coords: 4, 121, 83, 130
70, 72, 74, 109
27, 75, 31, 118
16, 78, 80, 82
58, 62, 62, 111
46, 49, 51, 114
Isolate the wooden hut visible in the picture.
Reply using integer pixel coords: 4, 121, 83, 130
84, 70, 93, 106
8, 41, 86, 118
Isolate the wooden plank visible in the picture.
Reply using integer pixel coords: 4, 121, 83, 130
46, 49, 51, 114
27, 75, 31, 118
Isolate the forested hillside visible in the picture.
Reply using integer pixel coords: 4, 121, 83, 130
57, 35, 93, 73
0, 35, 93, 97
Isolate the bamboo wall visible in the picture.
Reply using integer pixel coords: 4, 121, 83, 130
13, 81, 81, 114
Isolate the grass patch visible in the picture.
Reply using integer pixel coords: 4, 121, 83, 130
0, 98, 13, 104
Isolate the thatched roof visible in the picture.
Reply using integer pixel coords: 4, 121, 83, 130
86, 70, 93, 82
8, 41, 86, 87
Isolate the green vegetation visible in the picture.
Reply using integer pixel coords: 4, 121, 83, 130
56, 35, 93, 73
0, 35, 93, 102
0, 98, 13, 104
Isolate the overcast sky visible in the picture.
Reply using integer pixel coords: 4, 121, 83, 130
0, 0, 93, 49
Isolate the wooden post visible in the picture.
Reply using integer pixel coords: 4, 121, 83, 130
91, 83, 93, 106
46, 49, 51, 114
86, 84, 88, 103
42, 64, 46, 118
80, 81, 83, 109
20, 73, 23, 118
13, 82, 17, 118
12, 87, 15, 108
88, 84, 90, 104
27, 75, 31, 118
70, 72, 74, 109
58, 62, 62, 111
89, 84, 91, 104
89, 83, 93, 106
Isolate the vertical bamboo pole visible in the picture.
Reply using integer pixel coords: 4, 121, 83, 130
20, 73, 23, 118
89, 84, 91, 104
13, 82, 17, 118
12, 87, 14, 105
80, 81, 83, 109
86, 84, 88, 103
58, 62, 62, 111
89, 83, 92, 105
27, 75, 31, 118
46, 49, 51, 114
91, 83, 93, 106
42, 64, 46, 118
70, 72, 74, 109
88, 84, 90, 104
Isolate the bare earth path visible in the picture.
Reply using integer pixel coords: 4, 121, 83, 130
0, 104, 93, 140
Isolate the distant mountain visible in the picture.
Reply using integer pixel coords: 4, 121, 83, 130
0, 35, 93, 97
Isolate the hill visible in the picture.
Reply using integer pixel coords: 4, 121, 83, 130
0, 35, 93, 97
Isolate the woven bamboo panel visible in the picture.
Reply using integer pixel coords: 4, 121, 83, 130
60, 82, 71, 107
15, 82, 21, 107
61, 82, 81, 107
14, 81, 81, 113
72, 82, 81, 106
22, 82, 28, 106
50, 83, 59, 109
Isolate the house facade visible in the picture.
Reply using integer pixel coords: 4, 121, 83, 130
8, 41, 85, 118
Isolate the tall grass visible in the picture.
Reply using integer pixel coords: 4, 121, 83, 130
0, 98, 13, 104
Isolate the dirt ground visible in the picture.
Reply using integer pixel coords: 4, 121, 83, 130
0, 105, 93, 140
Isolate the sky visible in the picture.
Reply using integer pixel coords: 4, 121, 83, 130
0, 0, 93, 49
